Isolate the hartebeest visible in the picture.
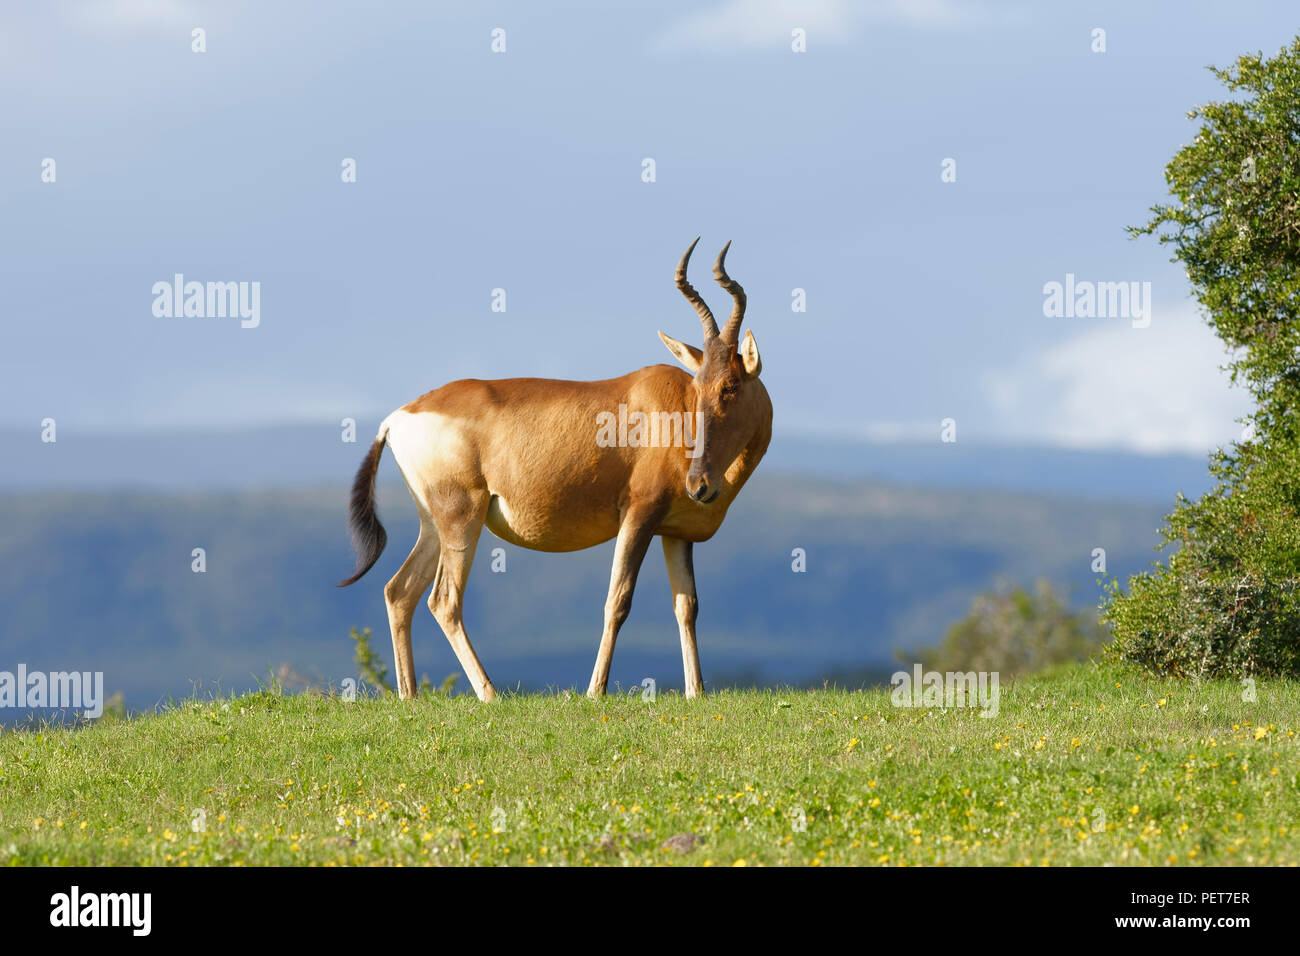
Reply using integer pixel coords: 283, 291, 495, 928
338, 239, 772, 701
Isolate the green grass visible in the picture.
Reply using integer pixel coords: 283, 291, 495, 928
1, 663, 1297, 866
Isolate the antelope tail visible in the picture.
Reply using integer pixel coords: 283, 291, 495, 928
337, 430, 389, 587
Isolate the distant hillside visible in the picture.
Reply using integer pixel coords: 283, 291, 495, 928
0, 425, 1212, 502
0, 474, 1172, 718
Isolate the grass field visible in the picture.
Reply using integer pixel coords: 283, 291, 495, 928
1, 663, 1297, 866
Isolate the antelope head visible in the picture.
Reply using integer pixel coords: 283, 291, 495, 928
659, 238, 764, 504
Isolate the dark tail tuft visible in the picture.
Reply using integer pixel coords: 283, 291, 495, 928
337, 435, 389, 587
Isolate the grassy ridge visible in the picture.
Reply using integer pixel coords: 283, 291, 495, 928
1, 664, 1297, 866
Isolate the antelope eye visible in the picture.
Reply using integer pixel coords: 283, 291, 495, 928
720, 382, 739, 401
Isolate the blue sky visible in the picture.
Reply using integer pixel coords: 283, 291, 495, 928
2, 0, 1292, 453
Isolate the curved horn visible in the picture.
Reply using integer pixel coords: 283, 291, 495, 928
713, 240, 747, 343
675, 237, 719, 340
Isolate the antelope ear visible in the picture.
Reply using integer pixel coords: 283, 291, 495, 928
659, 331, 703, 373
740, 329, 762, 379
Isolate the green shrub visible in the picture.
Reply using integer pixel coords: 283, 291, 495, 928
913, 580, 1108, 676
1103, 39, 1300, 677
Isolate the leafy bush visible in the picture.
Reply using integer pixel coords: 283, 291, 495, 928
1103, 39, 1300, 678
913, 580, 1108, 676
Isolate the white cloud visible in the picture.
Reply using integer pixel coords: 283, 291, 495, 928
983, 306, 1253, 455
650, 0, 996, 55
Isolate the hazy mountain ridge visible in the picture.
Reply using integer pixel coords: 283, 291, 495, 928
0, 472, 1173, 717
0, 426, 1212, 502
